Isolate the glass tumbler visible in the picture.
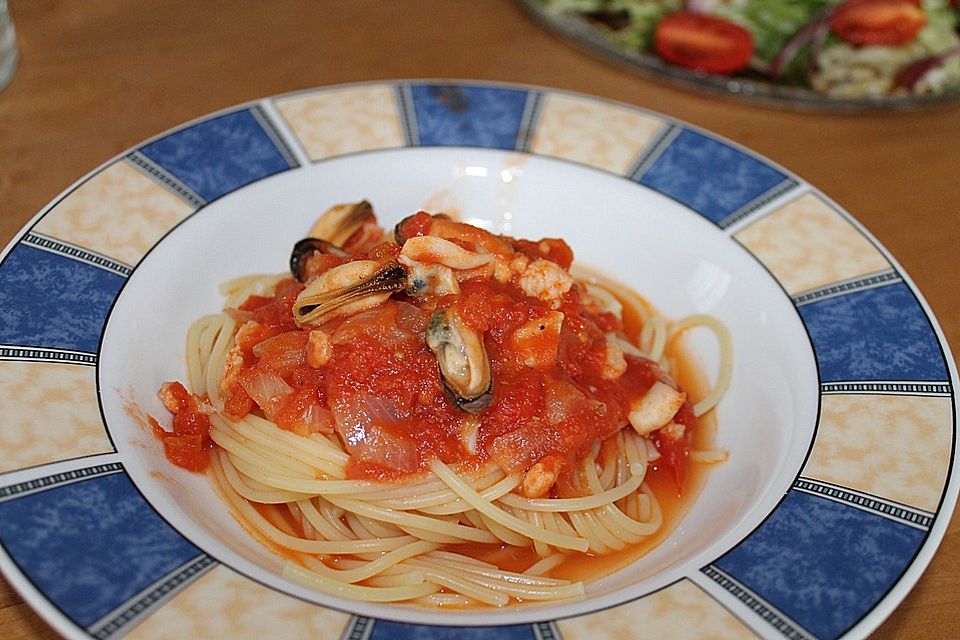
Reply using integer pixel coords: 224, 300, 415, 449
0, 0, 17, 92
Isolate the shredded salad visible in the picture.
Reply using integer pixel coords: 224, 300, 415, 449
538, 0, 960, 100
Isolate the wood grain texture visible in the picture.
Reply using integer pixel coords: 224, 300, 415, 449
0, 1, 957, 638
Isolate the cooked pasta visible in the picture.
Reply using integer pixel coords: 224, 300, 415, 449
151, 202, 731, 607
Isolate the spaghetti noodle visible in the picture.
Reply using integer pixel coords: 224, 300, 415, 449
152, 202, 731, 607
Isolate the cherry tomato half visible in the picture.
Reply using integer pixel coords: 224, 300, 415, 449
832, 0, 926, 46
653, 12, 755, 75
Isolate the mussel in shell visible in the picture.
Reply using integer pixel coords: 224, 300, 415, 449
308, 200, 376, 247
425, 308, 492, 414
293, 260, 407, 326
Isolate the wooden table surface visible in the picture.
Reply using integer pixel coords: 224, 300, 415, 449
0, 1, 957, 638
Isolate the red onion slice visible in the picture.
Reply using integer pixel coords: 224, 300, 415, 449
768, 7, 837, 79
683, 0, 710, 12
895, 47, 960, 92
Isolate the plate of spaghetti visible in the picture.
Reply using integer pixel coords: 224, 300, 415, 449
0, 81, 956, 640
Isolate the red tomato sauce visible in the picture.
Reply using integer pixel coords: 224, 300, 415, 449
157, 234, 699, 496
149, 381, 212, 472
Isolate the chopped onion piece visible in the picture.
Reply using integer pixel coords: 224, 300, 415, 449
331, 395, 418, 472
240, 372, 293, 421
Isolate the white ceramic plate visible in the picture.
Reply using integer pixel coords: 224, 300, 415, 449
0, 81, 956, 640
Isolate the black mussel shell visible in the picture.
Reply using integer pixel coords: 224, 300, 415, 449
289, 238, 350, 282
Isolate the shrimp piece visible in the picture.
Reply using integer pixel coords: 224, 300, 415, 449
219, 345, 246, 397
517, 259, 574, 308
520, 454, 565, 498
493, 253, 530, 283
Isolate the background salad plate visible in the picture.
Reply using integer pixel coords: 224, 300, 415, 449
520, 1, 960, 110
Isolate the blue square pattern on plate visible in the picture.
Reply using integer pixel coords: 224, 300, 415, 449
0, 243, 125, 354
799, 282, 948, 383
711, 490, 926, 640
369, 620, 537, 640
408, 84, 530, 149
637, 129, 789, 226
0, 471, 204, 630
137, 108, 296, 204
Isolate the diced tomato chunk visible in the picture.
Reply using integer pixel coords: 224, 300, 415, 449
396, 211, 433, 241
223, 386, 254, 420
510, 238, 574, 270
366, 241, 402, 262
300, 253, 349, 282
147, 415, 166, 439
153, 381, 213, 472
243, 278, 303, 332
239, 295, 273, 312
162, 434, 209, 472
